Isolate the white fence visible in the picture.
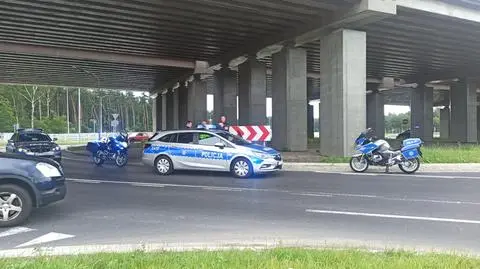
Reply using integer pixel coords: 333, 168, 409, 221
0, 132, 153, 144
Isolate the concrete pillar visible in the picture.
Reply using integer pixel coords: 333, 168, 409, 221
320, 29, 367, 157
187, 75, 207, 124
450, 78, 477, 143
307, 104, 314, 139
271, 47, 307, 151
307, 78, 314, 139
366, 91, 385, 138
166, 91, 174, 130
440, 107, 450, 140
161, 94, 167, 130
410, 86, 433, 142
152, 95, 158, 132
214, 68, 238, 124
238, 58, 266, 125
178, 83, 188, 128
172, 90, 179, 129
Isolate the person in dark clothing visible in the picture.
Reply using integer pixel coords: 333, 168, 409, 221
185, 120, 193, 129
218, 115, 229, 131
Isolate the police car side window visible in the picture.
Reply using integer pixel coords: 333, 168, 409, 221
177, 133, 194, 144
158, 134, 177, 143
198, 133, 222, 146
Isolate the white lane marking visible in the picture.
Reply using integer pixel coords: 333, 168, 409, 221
293, 192, 480, 205
67, 178, 277, 193
69, 178, 480, 206
129, 182, 165, 188
202, 187, 243, 192
291, 193, 333, 198
306, 209, 480, 225
317, 171, 478, 180
16, 232, 75, 248
0, 227, 35, 238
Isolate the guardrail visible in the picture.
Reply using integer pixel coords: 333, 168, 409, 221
0, 132, 152, 143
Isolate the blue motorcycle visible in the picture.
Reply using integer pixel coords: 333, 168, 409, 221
350, 128, 423, 174
86, 130, 129, 167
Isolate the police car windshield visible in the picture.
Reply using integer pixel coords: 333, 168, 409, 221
217, 132, 250, 146
18, 133, 51, 142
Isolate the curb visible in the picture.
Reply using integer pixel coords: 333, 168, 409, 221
0, 240, 473, 258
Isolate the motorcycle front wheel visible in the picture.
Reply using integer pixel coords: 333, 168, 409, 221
398, 157, 420, 174
115, 153, 128, 167
350, 156, 369, 173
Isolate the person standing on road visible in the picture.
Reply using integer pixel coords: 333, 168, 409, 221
185, 120, 193, 129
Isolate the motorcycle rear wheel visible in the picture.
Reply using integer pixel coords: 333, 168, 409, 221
93, 153, 104, 166
350, 156, 369, 173
398, 157, 420, 174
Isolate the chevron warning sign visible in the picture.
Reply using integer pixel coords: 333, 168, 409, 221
229, 125, 272, 142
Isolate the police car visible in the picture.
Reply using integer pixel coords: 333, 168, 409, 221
142, 129, 282, 178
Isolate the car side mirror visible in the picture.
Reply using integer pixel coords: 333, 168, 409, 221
53, 138, 58, 141
214, 142, 225, 149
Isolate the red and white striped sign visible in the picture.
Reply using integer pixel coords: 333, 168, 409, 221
229, 125, 272, 142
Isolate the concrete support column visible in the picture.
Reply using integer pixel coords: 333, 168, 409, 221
307, 104, 314, 139
367, 91, 385, 138
214, 68, 238, 124
450, 78, 478, 143
440, 107, 450, 140
152, 95, 159, 132
161, 94, 167, 131
172, 90, 179, 129
187, 75, 207, 124
410, 86, 433, 142
238, 58, 266, 125
307, 78, 314, 139
271, 47, 307, 151
178, 83, 188, 128
320, 29, 367, 157
166, 90, 174, 130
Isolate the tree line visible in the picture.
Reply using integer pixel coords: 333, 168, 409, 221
0, 84, 152, 133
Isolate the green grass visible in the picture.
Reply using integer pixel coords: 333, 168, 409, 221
316, 145, 480, 164
0, 248, 479, 269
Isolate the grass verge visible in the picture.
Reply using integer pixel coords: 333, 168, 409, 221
317, 145, 480, 163
1, 248, 479, 269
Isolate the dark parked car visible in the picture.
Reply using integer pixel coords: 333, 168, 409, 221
0, 153, 66, 227
6, 128, 62, 162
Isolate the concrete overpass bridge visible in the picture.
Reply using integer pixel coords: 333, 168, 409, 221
1, 0, 480, 155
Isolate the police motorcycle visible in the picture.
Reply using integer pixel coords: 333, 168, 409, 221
86, 130, 129, 167
349, 128, 423, 174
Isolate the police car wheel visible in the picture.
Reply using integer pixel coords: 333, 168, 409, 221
155, 156, 173, 175
231, 158, 253, 178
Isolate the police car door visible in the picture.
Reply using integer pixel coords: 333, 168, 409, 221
196, 132, 228, 170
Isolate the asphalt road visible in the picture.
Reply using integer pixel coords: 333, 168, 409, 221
2, 152, 480, 253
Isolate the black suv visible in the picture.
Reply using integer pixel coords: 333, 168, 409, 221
0, 153, 66, 227
6, 128, 62, 162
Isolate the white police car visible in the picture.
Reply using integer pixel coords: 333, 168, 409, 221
142, 129, 282, 178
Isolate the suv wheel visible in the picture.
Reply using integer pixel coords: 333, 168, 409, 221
0, 185, 33, 227
155, 156, 173, 175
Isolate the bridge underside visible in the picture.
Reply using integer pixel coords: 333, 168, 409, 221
1, 0, 480, 154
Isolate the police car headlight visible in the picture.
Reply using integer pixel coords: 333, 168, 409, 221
253, 152, 271, 159
17, 148, 29, 153
36, 162, 62, 178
